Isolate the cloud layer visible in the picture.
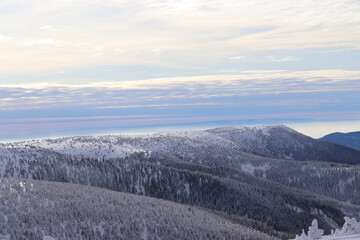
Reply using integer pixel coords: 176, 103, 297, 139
0, 70, 359, 140
1, 70, 359, 110
0, 0, 359, 74
1, 1, 359, 140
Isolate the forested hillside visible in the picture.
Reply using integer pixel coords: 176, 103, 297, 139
1, 125, 359, 239
0, 178, 280, 240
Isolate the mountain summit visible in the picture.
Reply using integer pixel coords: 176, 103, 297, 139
207, 125, 360, 164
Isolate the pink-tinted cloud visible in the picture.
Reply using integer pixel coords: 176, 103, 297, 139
0, 114, 185, 123
1, 111, 359, 133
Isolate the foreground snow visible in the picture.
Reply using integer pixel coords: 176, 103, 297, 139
321, 234, 360, 240
294, 217, 360, 240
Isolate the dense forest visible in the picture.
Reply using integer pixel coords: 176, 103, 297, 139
0, 125, 359, 239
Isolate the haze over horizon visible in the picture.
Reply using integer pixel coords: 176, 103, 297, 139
1, 0, 359, 141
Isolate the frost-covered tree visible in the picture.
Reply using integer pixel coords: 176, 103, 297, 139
293, 219, 323, 240
308, 220, 324, 239
294, 230, 309, 240
0, 178, 279, 240
335, 216, 360, 236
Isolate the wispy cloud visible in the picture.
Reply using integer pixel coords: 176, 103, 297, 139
0, 70, 359, 111
0, 0, 359, 74
22, 39, 63, 47
0, 34, 11, 42
1, 111, 359, 136
98, 102, 225, 109
0, 114, 184, 124
151, 48, 162, 56
39, 25, 61, 31
1, 0, 359, 140
265, 56, 299, 62
229, 56, 247, 61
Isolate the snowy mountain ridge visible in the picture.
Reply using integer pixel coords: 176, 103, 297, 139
0, 124, 359, 239
0, 125, 359, 207
4, 125, 359, 164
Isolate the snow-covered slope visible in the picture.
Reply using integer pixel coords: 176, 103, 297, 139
8, 125, 359, 164
4, 125, 359, 205
14, 136, 147, 159
322, 234, 360, 240
1, 125, 360, 238
1, 145, 359, 235
207, 125, 360, 164
0, 178, 279, 240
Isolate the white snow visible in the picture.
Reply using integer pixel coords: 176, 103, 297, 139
44, 236, 56, 240
321, 234, 360, 240
184, 183, 190, 196
294, 219, 324, 240
10, 136, 147, 159
0, 124, 301, 164
240, 163, 270, 176
286, 204, 304, 213
294, 217, 360, 240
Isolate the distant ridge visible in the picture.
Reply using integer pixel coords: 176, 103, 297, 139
320, 131, 360, 151
206, 125, 360, 164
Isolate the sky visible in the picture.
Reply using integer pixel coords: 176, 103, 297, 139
0, 0, 360, 141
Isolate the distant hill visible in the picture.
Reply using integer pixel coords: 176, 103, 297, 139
207, 125, 360, 164
320, 131, 360, 151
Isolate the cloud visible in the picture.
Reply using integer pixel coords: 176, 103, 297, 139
0, 114, 183, 124
151, 48, 162, 55
113, 48, 130, 55
0, 0, 359, 73
0, 70, 359, 111
265, 56, 299, 62
216, 69, 242, 73
0, 34, 11, 42
22, 39, 63, 47
1, 111, 359, 137
229, 56, 247, 61
39, 25, 60, 31
98, 102, 224, 109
